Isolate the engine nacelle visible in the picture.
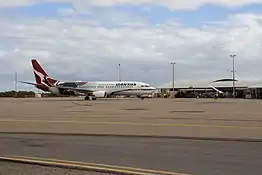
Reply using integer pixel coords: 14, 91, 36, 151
49, 87, 60, 94
62, 90, 76, 96
92, 91, 107, 98
49, 87, 77, 96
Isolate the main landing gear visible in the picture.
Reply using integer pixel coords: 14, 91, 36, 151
84, 95, 96, 100
137, 95, 145, 100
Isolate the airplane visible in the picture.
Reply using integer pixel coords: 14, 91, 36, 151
20, 59, 157, 100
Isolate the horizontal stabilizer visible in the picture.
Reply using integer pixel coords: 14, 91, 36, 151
19, 81, 39, 86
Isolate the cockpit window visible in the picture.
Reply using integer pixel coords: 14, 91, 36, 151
145, 85, 150, 87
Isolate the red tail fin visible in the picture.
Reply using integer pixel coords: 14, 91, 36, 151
31, 59, 59, 87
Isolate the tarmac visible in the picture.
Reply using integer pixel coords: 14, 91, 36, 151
0, 161, 91, 175
0, 97, 262, 139
0, 133, 261, 175
0, 97, 262, 175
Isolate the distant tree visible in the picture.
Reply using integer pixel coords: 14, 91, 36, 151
0, 91, 35, 98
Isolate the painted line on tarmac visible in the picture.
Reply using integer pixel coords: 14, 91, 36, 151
0, 155, 191, 175
0, 156, 155, 175
1, 132, 261, 142
0, 118, 261, 130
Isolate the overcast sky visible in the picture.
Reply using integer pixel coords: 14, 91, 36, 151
1, 0, 262, 91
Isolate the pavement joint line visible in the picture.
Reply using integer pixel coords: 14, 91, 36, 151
4, 155, 191, 175
0, 119, 261, 130
1, 132, 262, 142
0, 155, 191, 175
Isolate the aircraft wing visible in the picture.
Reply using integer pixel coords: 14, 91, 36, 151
56, 85, 95, 93
57, 86, 133, 94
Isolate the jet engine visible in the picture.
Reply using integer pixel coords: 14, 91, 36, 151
62, 90, 76, 96
49, 87, 60, 94
49, 86, 78, 96
92, 91, 107, 98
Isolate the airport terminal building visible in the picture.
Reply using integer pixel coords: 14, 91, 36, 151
158, 78, 262, 99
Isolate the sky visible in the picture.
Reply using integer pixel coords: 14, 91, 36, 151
1, 0, 262, 91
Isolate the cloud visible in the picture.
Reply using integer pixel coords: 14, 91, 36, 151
1, 2, 262, 91
0, 1, 66, 8
57, 7, 75, 16
82, 0, 262, 10
1, 0, 262, 10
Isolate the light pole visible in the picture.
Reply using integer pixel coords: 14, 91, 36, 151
14, 71, 18, 98
230, 54, 236, 98
171, 62, 176, 92
118, 63, 121, 81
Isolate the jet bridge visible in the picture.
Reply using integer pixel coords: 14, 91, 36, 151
208, 78, 238, 94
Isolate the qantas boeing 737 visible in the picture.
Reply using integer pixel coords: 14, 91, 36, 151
20, 59, 157, 100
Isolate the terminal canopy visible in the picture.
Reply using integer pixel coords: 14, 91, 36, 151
211, 78, 238, 83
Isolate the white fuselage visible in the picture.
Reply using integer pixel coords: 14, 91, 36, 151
58, 80, 157, 97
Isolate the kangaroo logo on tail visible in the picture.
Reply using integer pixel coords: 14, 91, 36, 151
31, 59, 59, 89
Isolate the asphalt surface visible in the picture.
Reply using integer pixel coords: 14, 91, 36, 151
0, 98, 262, 139
0, 133, 261, 175
0, 98, 262, 175
0, 161, 91, 175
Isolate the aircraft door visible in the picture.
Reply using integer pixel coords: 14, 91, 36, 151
138, 85, 144, 94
